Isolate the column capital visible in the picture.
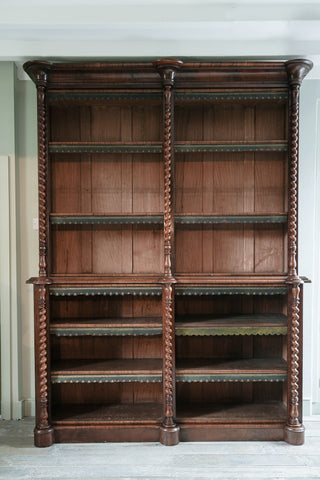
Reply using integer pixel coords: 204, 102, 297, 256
154, 59, 183, 86
285, 59, 313, 86
23, 61, 52, 87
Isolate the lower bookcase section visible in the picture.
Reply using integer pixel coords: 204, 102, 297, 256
50, 400, 288, 443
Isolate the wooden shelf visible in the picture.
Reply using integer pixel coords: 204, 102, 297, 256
52, 403, 163, 425
175, 273, 288, 285
51, 358, 286, 384
49, 140, 287, 154
51, 359, 162, 383
48, 274, 162, 285
176, 314, 287, 336
175, 286, 287, 296
50, 315, 287, 337
50, 318, 162, 336
50, 213, 287, 225
175, 214, 287, 224
176, 358, 287, 382
50, 213, 163, 225
177, 401, 287, 424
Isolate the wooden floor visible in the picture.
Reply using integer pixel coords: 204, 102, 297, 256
1, 418, 320, 479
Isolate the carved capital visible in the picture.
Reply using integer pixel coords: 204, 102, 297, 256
154, 59, 183, 86
285, 59, 313, 86
23, 61, 52, 87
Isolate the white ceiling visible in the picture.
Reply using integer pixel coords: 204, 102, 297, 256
1, 0, 320, 77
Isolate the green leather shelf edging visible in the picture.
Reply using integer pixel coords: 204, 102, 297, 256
175, 91, 288, 101
48, 92, 162, 101
51, 374, 162, 384
50, 287, 162, 296
50, 215, 163, 225
50, 214, 287, 225
48, 91, 288, 102
175, 214, 288, 224
49, 143, 162, 154
49, 142, 287, 154
50, 372, 287, 383
175, 142, 288, 153
175, 373, 287, 383
50, 326, 163, 336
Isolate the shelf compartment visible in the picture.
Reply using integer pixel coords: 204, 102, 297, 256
176, 358, 287, 382
51, 359, 162, 384
175, 141, 287, 153
52, 402, 163, 424
176, 313, 287, 336
175, 214, 287, 224
50, 318, 162, 336
50, 214, 163, 225
50, 286, 162, 296
175, 223, 287, 275
177, 401, 287, 424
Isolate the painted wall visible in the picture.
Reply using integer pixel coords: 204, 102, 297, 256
1, 62, 319, 418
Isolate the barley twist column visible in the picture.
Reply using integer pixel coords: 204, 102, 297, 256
155, 59, 182, 446
23, 61, 54, 447
284, 59, 312, 445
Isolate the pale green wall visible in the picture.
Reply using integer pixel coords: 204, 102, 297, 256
0, 63, 15, 155
0, 62, 22, 418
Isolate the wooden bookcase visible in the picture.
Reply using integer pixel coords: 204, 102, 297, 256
24, 58, 312, 447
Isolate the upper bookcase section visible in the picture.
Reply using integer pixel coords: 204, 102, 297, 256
23, 59, 313, 92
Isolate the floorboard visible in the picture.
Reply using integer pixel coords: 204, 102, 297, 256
1, 417, 320, 479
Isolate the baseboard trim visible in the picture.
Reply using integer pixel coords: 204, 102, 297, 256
303, 398, 312, 416
22, 398, 35, 417
11, 399, 23, 420
311, 402, 320, 415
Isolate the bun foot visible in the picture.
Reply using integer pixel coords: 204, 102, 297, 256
284, 424, 305, 445
34, 427, 54, 447
159, 424, 180, 446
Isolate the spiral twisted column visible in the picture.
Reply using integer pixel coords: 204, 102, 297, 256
155, 59, 182, 446
23, 61, 54, 447
33, 283, 53, 446
284, 59, 312, 445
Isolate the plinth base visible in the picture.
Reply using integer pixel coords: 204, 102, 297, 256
34, 427, 55, 447
159, 424, 180, 446
284, 424, 305, 445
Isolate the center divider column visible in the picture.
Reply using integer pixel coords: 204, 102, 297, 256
155, 59, 182, 446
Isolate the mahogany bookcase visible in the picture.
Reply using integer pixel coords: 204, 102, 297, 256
24, 58, 312, 446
